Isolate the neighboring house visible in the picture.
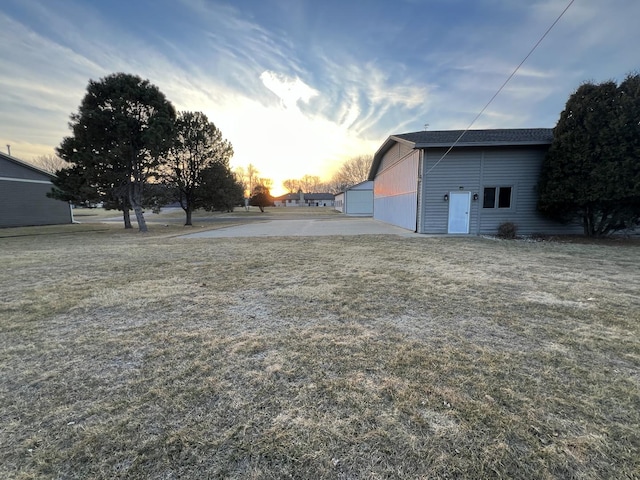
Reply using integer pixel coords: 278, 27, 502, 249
334, 180, 373, 216
0, 151, 73, 228
368, 128, 582, 235
274, 191, 335, 207
274, 191, 305, 207
305, 193, 334, 207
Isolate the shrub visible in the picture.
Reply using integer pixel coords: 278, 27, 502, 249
497, 222, 518, 239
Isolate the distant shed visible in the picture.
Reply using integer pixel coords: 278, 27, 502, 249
0, 151, 73, 228
334, 180, 373, 216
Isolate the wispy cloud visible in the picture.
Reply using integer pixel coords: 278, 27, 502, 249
260, 71, 319, 109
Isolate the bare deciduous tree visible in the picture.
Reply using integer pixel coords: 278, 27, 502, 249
330, 155, 372, 191
235, 163, 261, 198
31, 154, 66, 173
299, 174, 321, 193
282, 179, 300, 193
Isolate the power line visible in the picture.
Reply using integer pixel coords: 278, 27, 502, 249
424, 0, 575, 176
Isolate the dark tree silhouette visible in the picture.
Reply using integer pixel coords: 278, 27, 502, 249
538, 74, 640, 236
164, 111, 234, 225
249, 184, 274, 212
55, 73, 176, 232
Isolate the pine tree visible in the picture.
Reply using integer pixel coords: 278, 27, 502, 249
538, 75, 640, 236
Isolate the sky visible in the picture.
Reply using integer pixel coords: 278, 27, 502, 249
1, 0, 639, 195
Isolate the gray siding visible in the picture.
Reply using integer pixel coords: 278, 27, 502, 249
0, 156, 53, 181
421, 149, 481, 234
374, 149, 419, 231
476, 148, 581, 235
420, 147, 582, 235
1, 178, 73, 227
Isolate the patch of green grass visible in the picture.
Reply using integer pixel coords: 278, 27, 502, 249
0, 230, 638, 479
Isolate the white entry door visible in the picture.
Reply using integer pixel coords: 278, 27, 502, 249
447, 192, 471, 234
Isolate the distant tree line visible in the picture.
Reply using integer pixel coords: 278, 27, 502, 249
281, 155, 372, 195
50, 72, 244, 231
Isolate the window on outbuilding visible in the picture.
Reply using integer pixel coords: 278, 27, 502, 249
498, 187, 512, 208
483, 186, 512, 208
483, 187, 496, 208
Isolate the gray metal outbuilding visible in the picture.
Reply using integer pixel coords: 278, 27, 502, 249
368, 128, 582, 235
334, 180, 373, 216
0, 152, 73, 228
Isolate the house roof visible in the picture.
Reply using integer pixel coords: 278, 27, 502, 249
0, 151, 57, 180
305, 193, 334, 200
274, 192, 335, 201
368, 128, 553, 180
275, 193, 302, 201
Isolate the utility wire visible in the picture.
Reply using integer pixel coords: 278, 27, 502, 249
424, 0, 575, 176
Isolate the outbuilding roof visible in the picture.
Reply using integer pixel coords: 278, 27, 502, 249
394, 128, 553, 147
369, 128, 553, 180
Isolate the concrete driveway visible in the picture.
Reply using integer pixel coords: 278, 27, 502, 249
182, 217, 416, 238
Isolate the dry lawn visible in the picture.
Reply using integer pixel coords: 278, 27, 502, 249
0, 222, 638, 479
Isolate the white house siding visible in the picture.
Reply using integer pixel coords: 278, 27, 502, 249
379, 142, 414, 171
373, 149, 419, 231
334, 192, 345, 212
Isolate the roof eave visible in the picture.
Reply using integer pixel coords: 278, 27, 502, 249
415, 140, 552, 148
368, 135, 417, 181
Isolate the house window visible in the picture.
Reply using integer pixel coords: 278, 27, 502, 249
483, 186, 512, 208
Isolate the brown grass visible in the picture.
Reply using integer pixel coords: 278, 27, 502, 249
0, 223, 638, 479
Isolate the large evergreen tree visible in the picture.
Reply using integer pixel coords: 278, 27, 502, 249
56, 73, 176, 232
538, 74, 640, 236
164, 111, 235, 225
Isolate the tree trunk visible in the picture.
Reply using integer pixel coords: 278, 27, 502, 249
122, 208, 132, 229
132, 203, 148, 232
583, 205, 599, 237
129, 181, 148, 233
185, 208, 193, 226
